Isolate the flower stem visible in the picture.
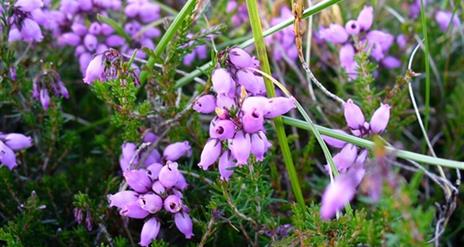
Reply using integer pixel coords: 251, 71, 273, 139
419, 0, 431, 130
245, 0, 305, 208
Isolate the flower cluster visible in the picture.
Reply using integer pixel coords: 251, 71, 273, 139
0, 133, 33, 170
226, 0, 248, 27
319, 6, 401, 80
266, 6, 298, 62
33, 69, 69, 109
320, 99, 391, 219
108, 135, 193, 246
193, 47, 296, 180
6, 0, 45, 42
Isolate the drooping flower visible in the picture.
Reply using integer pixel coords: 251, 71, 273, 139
0, 132, 33, 170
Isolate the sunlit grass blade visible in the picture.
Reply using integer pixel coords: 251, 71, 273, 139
419, 0, 431, 130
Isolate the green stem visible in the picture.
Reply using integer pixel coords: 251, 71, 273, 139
419, 0, 431, 130
282, 117, 464, 169
175, 0, 344, 88
246, 0, 305, 208
140, 0, 197, 83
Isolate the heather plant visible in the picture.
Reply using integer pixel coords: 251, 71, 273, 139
0, 0, 464, 246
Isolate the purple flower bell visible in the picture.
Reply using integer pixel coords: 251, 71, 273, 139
2, 133, 33, 151
164, 194, 182, 213
320, 173, 357, 220
356, 6, 374, 31
242, 110, 264, 133
146, 163, 163, 180
0, 141, 17, 170
120, 201, 149, 219
435, 10, 461, 32
250, 132, 270, 161
175, 212, 194, 239
322, 130, 348, 149
209, 119, 236, 140
319, 24, 348, 44
124, 170, 152, 193
151, 181, 166, 195
263, 97, 296, 118
83, 54, 104, 84
108, 190, 139, 208
158, 161, 180, 188
212, 68, 235, 96
218, 151, 235, 181
343, 99, 365, 130
139, 217, 160, 246
228, 131, 251, 165
120, 142, 137, 171
163, 141, 191, 161
198, 139, 222, 170
193, 95, 216, 114
332, 144, 358, 171
236, 69, 266, 95
369, 103, 391, 134
228, 47, 254, 69
138, 193, 163, 213
345, 20, 360, 35
39, 89, 50, 109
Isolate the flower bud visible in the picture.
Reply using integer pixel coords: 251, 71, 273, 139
39, 89, 50, 109
139, 218, 160, 246
88, 22, 101, 35
125, 3, 140, 17
158, 161, 180, 188
3, 133, 33, 151
106, 35, 125, 47
357, 6, 374, 31
58, 32, 81, 46
193, 94, 216, 114
175, 212, 194, 239
250, 132, 269, 161
212, 68, 234, 95
123, 170, 152, 193
83, 34, 98, 52
164, 194, 182, 213
138, 193, 163, 213
229, 47, 254, 68
163, 141, 191, 161
119, 142, 137, 171
71, 23, 87, 36
139, 3, 160, 23
343, 99, 365, 130
229, 131, 251, 165
218, 151, 235, 181
0, 141, 17, 170
108, 190, 139, 209
263, 97, 296, 118
198, 139, 221, 170
151, 181, 166, 195
21, 18, 44, 42
209, 119, 235, 140
370, 103, 390, 134
242, 110, 264, 133
120, 201, 149, 219
142, 131, 158, 143
321, 130, 347, 149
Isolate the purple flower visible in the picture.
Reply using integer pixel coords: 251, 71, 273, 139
138, 193, 163, 213
250, 132, 271, 161
345, 20, 361, 35
120, 142, 137, 171
435, 10, 461, 32
319, 24, 348, 44
0, 141, 17, 170
322, 130, 348, 149
242, 110, 264, 133
229, 131, 251, 165
146, 163, 163, 180
228, 47, 254, 69
193, 95, 216, 114
263, 97, 296, 118
139, 218, 160, 246
15, 0, 44, 12
356, 6, 373, 31
163, 194, 182, 213
343, 99, 366, 130
320, 173, 357, 220
175, 212, 194, 239
120, 201, 149, 219
108, 190, 139, 208
209, 119, 236, 140
236, 69, 266, 95
21, 18, 44, 42
212, 69, 235, 95
83, 55, 104, 84
218, 151, 235, 181
198, 139, 222, 170
332, 144, 358, 171
158, 161, 180, 188
2, 133, 33, 151
163, 141, 191, 161
151, 181, 166, 195
124, 170, 152, 193
369, 103, 391, 134
39, 89, 50, 109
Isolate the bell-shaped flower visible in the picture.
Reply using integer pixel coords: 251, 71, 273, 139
345, 20, 360, 35
435, 10, 461, 32
228, 131, 251, 165
58, 32, 81, 46
123, 170, 152, 193
0, 141, 17, 170
83, 34, 98, 52
236, 69, 266, 95
151, 181, 166, 195
163, 194, 182, 213
250, 132, 270, 161
106, 35, 125, 47
163, 141, 191, 161
369, 103, 391, 134
381, 56, 401, 69
142, 132, 158, 143
158, 161, 180, 188
8, 27, 21, 43
120, 201, 149, 219
138, 193, 163, 214
15, 0, 43, 12
229, 47, 254, 69
216, 94, 236, 110
357, 6, 374, 31
319, 24, 348, 44
193, 94, 216, 114
218, 151, 235, 181
343, 99, 365, 130
209, 119, 235, 140
322, 130, 348, 149
198, 139, 222, 170
366, 31, 394, 53
264, 97, 296, 118
2, 133, 33, 151
175, 212, 194, 239
108, 190, 139, 209
242, 109, 264, 133
320, 174, 357, 220
120, 142, 137, 171
139, 217, 160, 247
241, 96, 268, 114
175, 173, 188, 190
212, 68, 235, 95
83, 54, 104, 84
143, 149, 161, 167
39, 89, 50, 109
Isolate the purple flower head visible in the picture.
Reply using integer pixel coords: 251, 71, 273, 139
108, 190, 139, 209
139, 218, 160, 246
124, 170, 152, 193
198, 139, 221, 170
158, 161, 180, 188
209, 119, 236, 140
193, 95, 216, 114
138, 193, 163, 213
175, 212, 194, 239
218, 151, 235, 181
163, 141, 191, 161
163, 194, 182, 213
369, 103, 391, 134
